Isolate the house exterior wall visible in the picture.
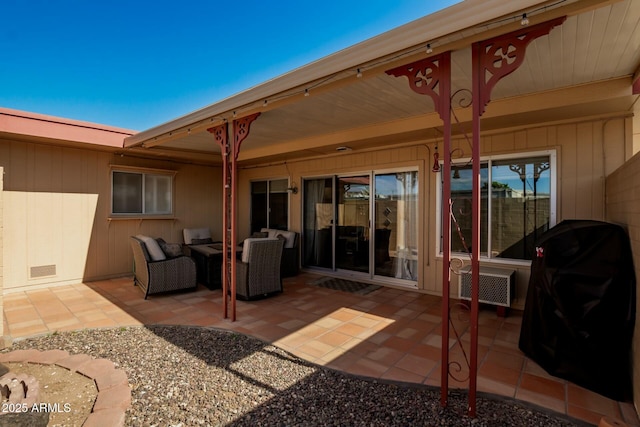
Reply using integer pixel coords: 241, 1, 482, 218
634, 99, 640, 154
238, 115, 630, 310
605, 150, 640, 415
0, 138, 221, 293
0, 166, 3, 340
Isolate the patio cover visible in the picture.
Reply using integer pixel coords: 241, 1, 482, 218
119, 0, 640, 416
122, 0, 640, 165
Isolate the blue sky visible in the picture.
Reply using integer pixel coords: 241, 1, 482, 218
0, 0, 459, 131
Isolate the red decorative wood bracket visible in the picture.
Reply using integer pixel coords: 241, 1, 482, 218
233, 112, 261, 160
386, 52, 452, 121
474, 16, 566, 116
207, 122, 228, 150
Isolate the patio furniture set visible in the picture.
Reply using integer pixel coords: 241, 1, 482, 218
129, 228, 299, 300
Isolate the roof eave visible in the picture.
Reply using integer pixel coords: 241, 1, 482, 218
123, 0, 553, 148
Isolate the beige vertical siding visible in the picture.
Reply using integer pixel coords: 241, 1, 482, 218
605, 150, 640, 417
0, 138, 221, 292
238, 116, 630, 309
0, 115, 630, 300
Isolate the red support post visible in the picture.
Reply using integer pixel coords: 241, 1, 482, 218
468, 16, 566, 416
207, 123, 230, 318
387, 52, 452, 407
470, 41, 482, 417
386, 17, 565, 417
440, 54, 452, 408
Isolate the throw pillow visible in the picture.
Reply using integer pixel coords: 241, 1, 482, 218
139, 235, 166, 261
156, 239, 183, 258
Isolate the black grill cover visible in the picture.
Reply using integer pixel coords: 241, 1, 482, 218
519, 220, 635, 401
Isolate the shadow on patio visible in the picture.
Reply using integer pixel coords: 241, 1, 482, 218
2, 272, 638, 426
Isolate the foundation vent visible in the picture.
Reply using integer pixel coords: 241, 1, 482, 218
458, 266, 515, 307
30, 264, 57, 279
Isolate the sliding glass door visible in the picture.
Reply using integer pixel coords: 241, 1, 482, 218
373, 171, 418, 281
302, 178, 333, 269
302, 170, 418, 286
336, 176, 370, 273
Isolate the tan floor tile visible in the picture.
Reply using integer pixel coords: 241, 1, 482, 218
2, 275, 618, 427
519, 373, 566, 401
108, 313, 143, 326
477, 376, 517, 398
523, 358, 557, 380
8, 318, 46, 330
4, 307, 41, 324
138, 309, 179, 323
567, 383, 622, 418
327, 307, 362, 322
3, 297, 35, 311
250, 325, 289, 342
381, 366, 425, 384
313, 317, 343, 329
567, 404, 611, 426
478, 361, 521, 387
189, 315, 222, 327
10, 322, 50, 338
81, 318, 120, 329
297, 340, 335, 359
394, 353, 438, 377
348, 357, 389, 378
350, 315, 383, 329
74, 310, 110, 324
315, 347, 350, 365
316, 330, 352, 347
274, 332, 310, 349
332, 321, 370, 339
383, 336, 416, 352
50, 320, 85, 332
407, 343, 441, 361
278, 319, 308, 331
483, 349, 525, 372
365, 346, 406, 366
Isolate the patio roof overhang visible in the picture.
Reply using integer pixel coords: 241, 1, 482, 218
122, 0, 640, 167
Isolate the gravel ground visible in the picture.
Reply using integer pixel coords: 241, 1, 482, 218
3, 326, 587, 426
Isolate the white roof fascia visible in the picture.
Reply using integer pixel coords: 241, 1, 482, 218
124, 0, 550, 148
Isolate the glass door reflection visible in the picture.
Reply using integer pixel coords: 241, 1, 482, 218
336, 176, 370, 273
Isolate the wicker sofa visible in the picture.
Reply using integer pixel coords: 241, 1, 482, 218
130, 235, 197, 299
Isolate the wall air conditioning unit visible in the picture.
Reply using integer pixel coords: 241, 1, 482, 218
458, 266, 515, 307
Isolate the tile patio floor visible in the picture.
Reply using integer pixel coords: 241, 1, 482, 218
3, 273, 638, 426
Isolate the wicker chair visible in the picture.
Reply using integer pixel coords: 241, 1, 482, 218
236, 238, 285, 300
260, 228, 299, 277
130, 236, 197, 299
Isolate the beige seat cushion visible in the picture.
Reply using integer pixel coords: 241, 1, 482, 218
242, 237, 279, 263
136, 235, 166, 261
183, 228, 212, 245
260, 228, 296, 248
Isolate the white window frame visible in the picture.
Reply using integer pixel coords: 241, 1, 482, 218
436, 149, 557, 265
110, 167, 175, 216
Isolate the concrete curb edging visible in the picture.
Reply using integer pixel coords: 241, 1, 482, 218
0, 349, 130, 426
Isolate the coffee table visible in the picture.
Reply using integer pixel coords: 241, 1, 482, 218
188, 244, 241, 290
